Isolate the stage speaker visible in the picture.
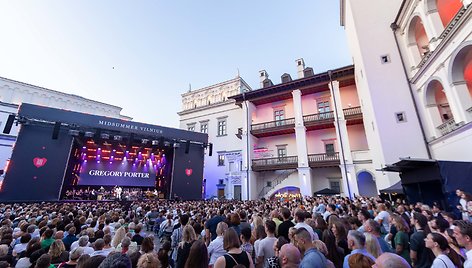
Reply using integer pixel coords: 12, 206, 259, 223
209, 143, 213, 156
52, 122, 61, 140
2, 114, 15, 134
185, 140, 190, 154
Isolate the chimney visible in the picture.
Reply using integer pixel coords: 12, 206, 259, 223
296, 58, 305, 78
259, 70, 269, 88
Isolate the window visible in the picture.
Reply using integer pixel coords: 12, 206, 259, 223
187, 124, 195, 131
317, 100, 330, 113
395, 112, 407, 123
325, 143, 335, 156
218, 154, 225, 166
277, 147, 287, 158
229, 161, 235, 172
200, 122, 208, 133
330, 180, 341, 193
274, 109, 285, 126
217, 120, 227, 136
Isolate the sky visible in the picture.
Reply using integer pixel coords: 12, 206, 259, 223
0, 1, 351, 128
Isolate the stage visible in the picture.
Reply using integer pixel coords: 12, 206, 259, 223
0, 103, 208, 202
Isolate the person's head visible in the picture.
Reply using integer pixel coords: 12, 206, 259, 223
223, 228, 240, 251
293, 228, 312, 254
425, 232, 449, 251
396, 205, 405, 214
255, 224, 266, 240
179, 214, 190, 226
392, 214, 410, 233
280, 208, 291, 221
76, 254, 91, 268
99, 253, 132, 268
20, 233, 31, 244
216, 221, 228, 237
348, 253, 375, 268
94, 238, 105, 250
181, 225, 196, 244
357, 209, 371, 222
453, 220, 472, 249
141, 237, 154, 253
184, 240, 208, 268
294, 209, 306, 223
78, 235, 90, 247
49, 239, 66, 258
70, 247, 84, 262
43, 228, 53, 239
265, 219, 276, 235
240, 227, 251, 242
103, 234, 112, 246
412, 213, 430, 233
230, 213, 240, 226
279, 243, 301, 268
373, 252, 411, 268
364, 233, 382, 258
54, 230, 64, 240
273, 237, 289, 257
347, 230, 366, 250
137, 253, 160, 268
35, 253, 52, 268
288, 227, 297, 243
331, 220, 347, 240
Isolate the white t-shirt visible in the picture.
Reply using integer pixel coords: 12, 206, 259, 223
256, 236, 278, 266
431, 254, 455, 268
374, 210, 390, 232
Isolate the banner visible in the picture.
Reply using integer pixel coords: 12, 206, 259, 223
78, 162, 155, 187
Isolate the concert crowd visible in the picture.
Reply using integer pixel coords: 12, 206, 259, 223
0, 189, 471, 268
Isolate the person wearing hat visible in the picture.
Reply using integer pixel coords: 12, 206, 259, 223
58, 247, 84, 268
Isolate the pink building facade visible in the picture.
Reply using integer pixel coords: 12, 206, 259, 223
231, 61, 378, 199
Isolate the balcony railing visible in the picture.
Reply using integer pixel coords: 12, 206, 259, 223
343, 106, 362, 117
251, 118, 295, 131
308, 152, 340, 167
303, 111, 335, 123
250, 118, 295, 137
437, 118, 464, 136
252, 155, 298, 171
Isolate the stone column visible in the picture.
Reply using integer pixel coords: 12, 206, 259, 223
242, 100, 257, 200
292, 89, 312, 196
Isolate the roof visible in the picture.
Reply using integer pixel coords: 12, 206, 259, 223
229, 65, 355, 106
381, 158, 437, 173
379, 181, 404, 194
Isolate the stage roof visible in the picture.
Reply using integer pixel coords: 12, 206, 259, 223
18, 103, 208, 144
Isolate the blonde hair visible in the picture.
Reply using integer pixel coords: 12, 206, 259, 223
48, 239, 66, 258
137, 253, 160, 268
364, 233, 382, 258
179, 225, 196, 248
216, 222, 228, 236
112, 227, 127, 248
313, 240, 328, 256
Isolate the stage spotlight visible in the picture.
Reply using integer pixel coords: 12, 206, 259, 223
173, 143, 180, 148
114, 135, 122, 141
142, 139, 149, 144
101, 133, 110, 139
164, 141, 171, 147
152, 140, 159, 146
84, 131, 95, 138
68, 130, 80, 136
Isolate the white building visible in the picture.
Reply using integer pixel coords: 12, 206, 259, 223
341, 0, 472, 164
0, 76, 131, 172
178, 77, 252, 199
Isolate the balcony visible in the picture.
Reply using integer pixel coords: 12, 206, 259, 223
308, 152, 340, 168
343, 106, 363, 124
303, 111, 335, 130
437, 118, 464, 137
251, 118, 295, 137
252, 155, 298, 172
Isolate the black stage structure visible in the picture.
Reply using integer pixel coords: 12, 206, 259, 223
0, 103, 208, 202
382, 158, 472, 212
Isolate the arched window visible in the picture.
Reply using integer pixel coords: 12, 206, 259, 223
436, 0, 462, 27
407, 16, 431, 65
450, 44, 472, 101
425, 79, 452, 123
